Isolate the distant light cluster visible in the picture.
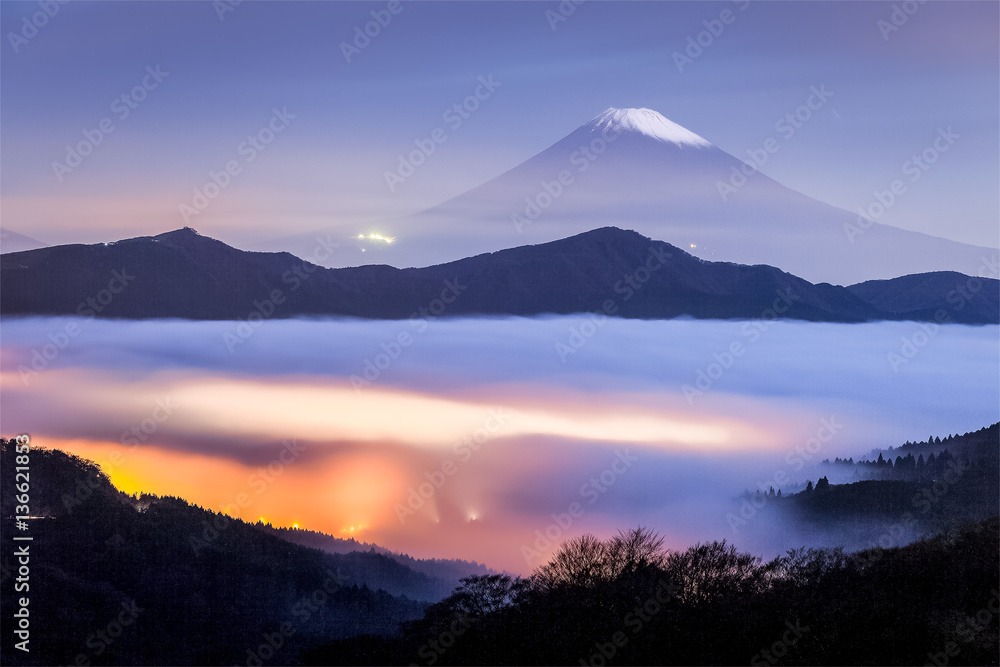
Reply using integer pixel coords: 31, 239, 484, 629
357, 233, 395, 244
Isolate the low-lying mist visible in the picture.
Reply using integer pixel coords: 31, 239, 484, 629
2, 315, 996, 573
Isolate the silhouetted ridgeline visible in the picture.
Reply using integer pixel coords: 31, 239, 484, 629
794, 424, 997, 525
3, 227, 997, 322
259, 524, 495, 600
0, 441, 426, 666
738, 424, 999, 551
307, 425, 998, 666
304, 523, 999, 666
2, 431, 997, 666
858, 423, 1000, 465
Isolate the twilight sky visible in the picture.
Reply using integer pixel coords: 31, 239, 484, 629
2, 1, 997, 253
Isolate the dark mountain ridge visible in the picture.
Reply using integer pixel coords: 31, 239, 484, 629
257, 524, 496, 600
0, 441, 447, 665
742, 423, 1000, 554
847, 270, 998, 324
2, 226, 997, 323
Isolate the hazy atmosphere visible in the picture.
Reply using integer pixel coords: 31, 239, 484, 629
2, 2, 997, 665
2, 1, 997, 252
4, 316, 996, 572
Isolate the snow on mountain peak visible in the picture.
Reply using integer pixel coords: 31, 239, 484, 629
585, 108, 713, 148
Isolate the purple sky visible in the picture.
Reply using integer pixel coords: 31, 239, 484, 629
2, 1, 997, 253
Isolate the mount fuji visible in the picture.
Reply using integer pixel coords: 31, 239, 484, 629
265, 107, 996, 285
0, 227, 47, 254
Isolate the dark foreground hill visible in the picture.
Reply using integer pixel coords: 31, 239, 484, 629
740, 424, 1000, 553
304, 521, 999, 666
1, 427, 996, 666
2, 227, 997, 323
306, 426, 999, 666
0, 441, 430, 666
258, 524, 495, 600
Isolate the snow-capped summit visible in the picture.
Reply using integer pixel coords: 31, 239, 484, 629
263, 106, 995, 285
584, 107, 713, 148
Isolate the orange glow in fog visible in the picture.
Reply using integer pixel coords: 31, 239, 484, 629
41, 437, 409, 537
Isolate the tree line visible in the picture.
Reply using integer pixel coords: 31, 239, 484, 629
305, 522, 999, 666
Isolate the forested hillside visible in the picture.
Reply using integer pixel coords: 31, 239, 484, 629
305, 523, 999, 666
0, 441, 426, 665
3, 425, 996, 666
